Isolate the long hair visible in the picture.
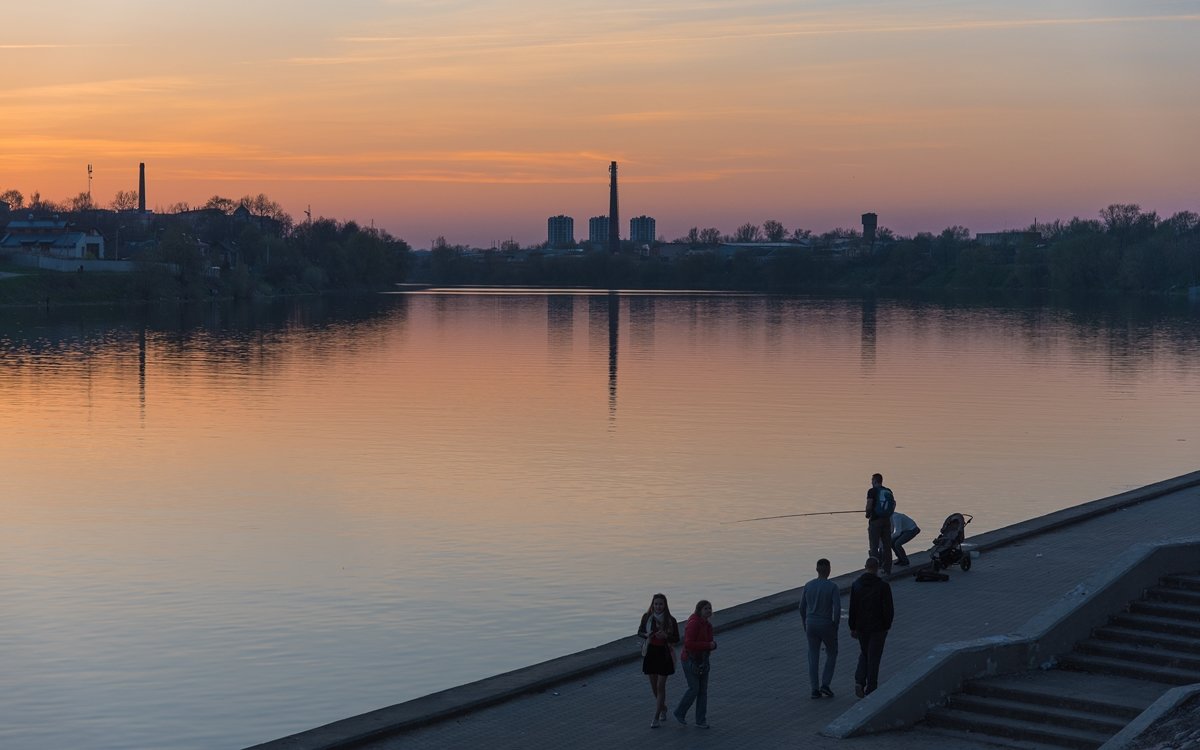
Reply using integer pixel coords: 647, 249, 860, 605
645, 592, 673, 622
692, 599, 712, 617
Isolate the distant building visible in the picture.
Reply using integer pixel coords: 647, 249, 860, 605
861, 213, 878, 245
630, 215, 656, 244
0, 217, 106, 259
547, 215, 574, 247
589, 216, 609, 245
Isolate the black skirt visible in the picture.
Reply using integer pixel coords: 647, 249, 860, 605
642, 643, 675, 676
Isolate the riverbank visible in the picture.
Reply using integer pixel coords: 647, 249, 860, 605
251, 470, 1200, 750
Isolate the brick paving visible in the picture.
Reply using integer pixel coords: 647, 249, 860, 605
356, 484, 1200, 750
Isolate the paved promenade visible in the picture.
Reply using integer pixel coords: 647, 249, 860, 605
261, 473, 1200, 750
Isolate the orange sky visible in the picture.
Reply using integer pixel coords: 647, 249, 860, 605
2, 1, 1198, 246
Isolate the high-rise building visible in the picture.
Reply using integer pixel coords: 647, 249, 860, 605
589, 216, 609, 245
547, 215, 574, 247
630, 216, 656, 244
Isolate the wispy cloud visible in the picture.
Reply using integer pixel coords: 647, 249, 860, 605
1, 77, 194, 99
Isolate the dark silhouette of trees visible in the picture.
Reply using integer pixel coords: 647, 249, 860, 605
732, 223, 762, 242
111, 190, 139, 211
0, 189, 24, 209
762, 219, 787, 242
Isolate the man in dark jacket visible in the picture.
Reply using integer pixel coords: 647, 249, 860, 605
865, 473, 896, 575
848, 556, 894, 697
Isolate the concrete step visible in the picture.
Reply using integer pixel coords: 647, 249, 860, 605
1076, 638, 1200, 671
946, 693, 1128, 734
1110, 611, 1200, 638
1092, 625, 1200, 655
1146, 585, 1200, 607
960, 675, 1147, 719
1129, 599, 1200, 620
1161, 573, 1200, 591
925, 707, 1112, 749
1057, 652, 1200, 684
920, 725, 1076, 750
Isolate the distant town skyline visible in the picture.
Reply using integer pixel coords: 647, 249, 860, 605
2, 1, 1197, 246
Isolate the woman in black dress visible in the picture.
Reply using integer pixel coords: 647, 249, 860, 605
637, 592, 680, 728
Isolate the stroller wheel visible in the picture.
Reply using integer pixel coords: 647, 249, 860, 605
960, 555, 971, 572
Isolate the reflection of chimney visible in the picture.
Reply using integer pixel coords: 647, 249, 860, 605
138, 163, 146, 212
608, 161, 620, 255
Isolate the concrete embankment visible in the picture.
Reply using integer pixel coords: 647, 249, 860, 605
250, 470, 1200, 750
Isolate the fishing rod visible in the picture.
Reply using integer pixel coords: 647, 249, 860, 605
724, 509, 863, 524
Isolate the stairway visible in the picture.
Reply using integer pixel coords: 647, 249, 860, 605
922, 572, 1200, 749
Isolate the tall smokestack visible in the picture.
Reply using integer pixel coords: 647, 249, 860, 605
608, 161, 619, 255
138, 162, 146, 212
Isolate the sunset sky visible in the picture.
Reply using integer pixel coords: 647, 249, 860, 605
3, 0, 1198, 246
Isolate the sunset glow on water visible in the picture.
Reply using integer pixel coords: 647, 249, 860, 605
2, 292, 1199, 747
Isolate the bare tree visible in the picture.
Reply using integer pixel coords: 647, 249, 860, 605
1160, 210, 1200, 236
204, 195, 237, 214
0, 189, 23, 209
733, 222, 763, 242
940, 225, 970, 243
111, 190, 139, 211
1100, 203, 1157, 241
69, 192, 95, 212
28, 191, 62, 211
762, 219, 787, 242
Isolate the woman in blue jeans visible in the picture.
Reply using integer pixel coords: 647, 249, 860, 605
673, 600, 716, 728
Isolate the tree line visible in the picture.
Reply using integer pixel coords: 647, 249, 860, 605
418, 204, 1200, 294
0, 187, 411, 302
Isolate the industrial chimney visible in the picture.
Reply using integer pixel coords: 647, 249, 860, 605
608, 161, 620, 254
138, 162, 146, 212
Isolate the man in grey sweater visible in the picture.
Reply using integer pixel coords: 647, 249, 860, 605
799, 558, 841, 699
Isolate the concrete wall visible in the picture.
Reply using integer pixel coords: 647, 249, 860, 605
823, 535, 1200, 738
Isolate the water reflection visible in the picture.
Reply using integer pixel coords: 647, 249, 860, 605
2, 290, 1200, 750
860, 296, 877, 373
546, 295, 574, 357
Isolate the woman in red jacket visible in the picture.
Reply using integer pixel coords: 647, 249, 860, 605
672, 599, 716, 728
637, 593, 680, 728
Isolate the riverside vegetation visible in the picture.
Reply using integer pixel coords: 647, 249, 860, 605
0, 190, 411, 306
419, 204, 1200, 295
2, 193, 1198, 305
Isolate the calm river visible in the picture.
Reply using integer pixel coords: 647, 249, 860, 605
2, 291, 1199, 749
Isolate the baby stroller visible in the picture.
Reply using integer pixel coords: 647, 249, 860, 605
929, 513, 973, 572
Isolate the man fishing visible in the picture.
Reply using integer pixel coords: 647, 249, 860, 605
865, 473, 896, 576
